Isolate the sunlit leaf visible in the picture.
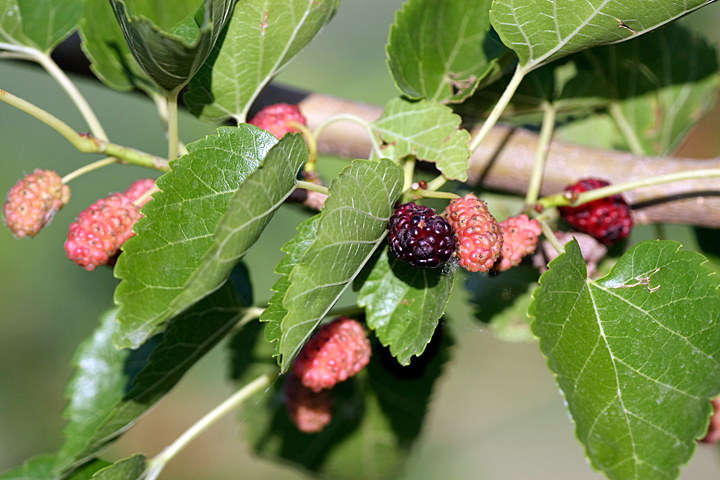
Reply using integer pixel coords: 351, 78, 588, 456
530, 239, 720, 480
114, 125, 277, 348
490, 0, 716, 71
372, 98, 470, 181
356, 246, 454, 364
16, 0, 83, 52
278, 159, 404, 372
386, 0, 508, 103
186, 0, 339, 123
261, 214, 321, 360
91, 455, 144, 480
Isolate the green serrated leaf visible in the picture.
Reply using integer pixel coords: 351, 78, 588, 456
0, 0, 34, 47
114, 125, 277, 348
530, 239, 720, 480
186, 0, 339, 123
261, 214, 321, 359
91, 455, 145, 480
0, 455, 57, 480
236, 320, 453, 480
56, 283, 244, 472
16, 0, 83, 52
578, 24, 719, 156
357, 246, 454, 365
109, 0, 234, 91
386, 0, 508, 103
278, 158, 404, 372
79, 0, 157, 93
372, 98, 470, 181
490, 0, 716, 72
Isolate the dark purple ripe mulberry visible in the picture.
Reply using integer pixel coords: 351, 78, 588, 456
388, 202, 456, 269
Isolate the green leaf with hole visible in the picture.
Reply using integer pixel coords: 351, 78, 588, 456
91, 455, 145, 480
79, 0, 157, 93
109, 0, 234, 91
261, 214, 321, 359
56, 283, 244, 473
233, 318, 453, 480
186, 0, 339, 123
386, 0, 508, 103
372, 98, 470, 181
15, 0, 83, 52
490, 0, 716, 72
114, 125, 277, 348
356, 246, 454, 365
278, 158, 404, 372
530, 239, 720, 480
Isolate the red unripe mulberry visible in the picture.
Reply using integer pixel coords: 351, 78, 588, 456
444, 193, 502, 273
3, 169, 70, 238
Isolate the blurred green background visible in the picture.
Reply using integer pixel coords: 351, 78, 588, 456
2, 1, 720, 479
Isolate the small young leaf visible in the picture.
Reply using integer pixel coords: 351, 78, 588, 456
236, 320, 453, 480
79, 0, 157, 93
16, 0, 83, 52
490, 0, 716, 71
91, 455, 145, 480
357, 246, 454, 365
186, 0, 340, 123
56, 283, 245, 472
278, 159, 404, 372
109, 0, 234, 91
530, 240, 720, 480
261, 214, 321, 359
372, 98, 470, 181
386, 0, 508, 103
114, 125, 277, 348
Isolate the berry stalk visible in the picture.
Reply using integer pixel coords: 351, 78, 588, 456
524, 102, 556, 206
537, 169, 720, 209
0, 89, 169, 171
143, 372, 278, 480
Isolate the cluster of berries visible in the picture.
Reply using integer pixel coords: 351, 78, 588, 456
387, 194, 541, 273
3, 171, 155, 271
286, 317, 371, 433
387, 177, 632, 273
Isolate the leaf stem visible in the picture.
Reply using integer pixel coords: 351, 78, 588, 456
539, 218, 563, 255
313, 113, 383, 159
296, 180, 330, 196
61, 157, 117, 184
468, 64, 526, 153
538, 168, 720, 209
417, 190, 460, 200
0, 43, 109, 141
402, 157, 416, 192
142, 372, 278, 480
608, 101, 644, 156
0, 89, 170, 171
288, 122, 318, 171
167, 90, 180, 162
525, 102, 556, 206
426, 174, 447, 192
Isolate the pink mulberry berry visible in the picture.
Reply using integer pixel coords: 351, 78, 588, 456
3, 169, 70, 238
495, 214, 542, 272
248, 103, 307, 139
65, 193, 141, 271
444, 193, 502, 273
285, 374, 334, 433
294, 317, 372, 392
123, 178, 156, 208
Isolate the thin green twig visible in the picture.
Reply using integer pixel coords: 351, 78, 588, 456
525, 102, 556, 206
313, 113, 383, 159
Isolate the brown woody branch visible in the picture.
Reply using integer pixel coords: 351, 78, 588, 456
296, 92, 720, 228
